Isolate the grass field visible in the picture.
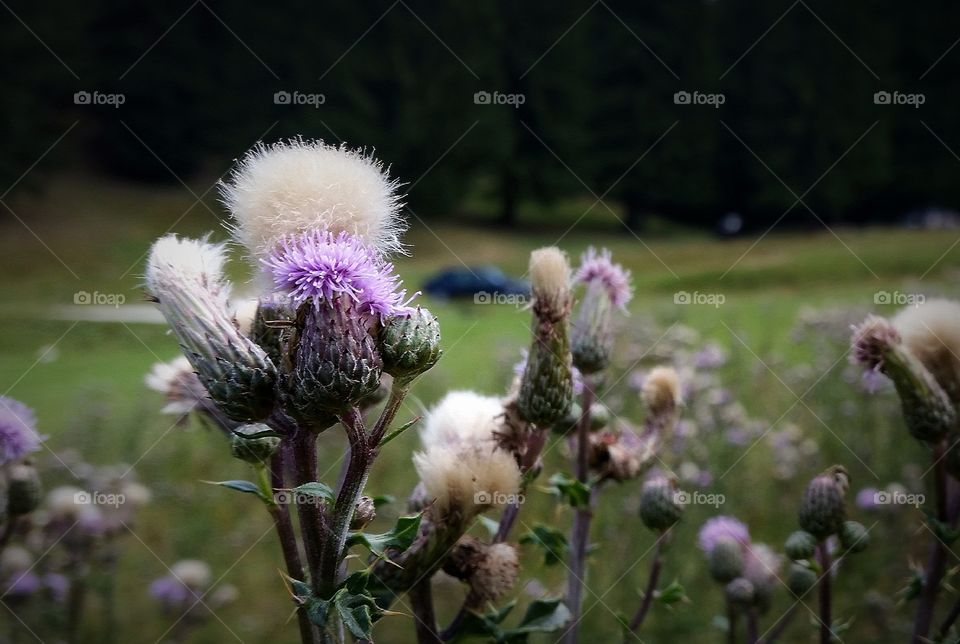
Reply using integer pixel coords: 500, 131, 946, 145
2, 174, 959, 642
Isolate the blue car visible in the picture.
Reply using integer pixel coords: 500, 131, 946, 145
422, 265, 529, 299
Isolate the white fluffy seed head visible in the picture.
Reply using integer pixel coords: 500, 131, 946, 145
171, 559, 212, 589
232, 298, 260, 337
419, 390, 504, 449
144, 356, 201, 415
145, 235, 231, 306
892, 299, 960, 399
529, 247, 571, 309
220, 139, 405, 260
413, 444, 521, 517
473, 543, 520, 601
642, 366, 682, 415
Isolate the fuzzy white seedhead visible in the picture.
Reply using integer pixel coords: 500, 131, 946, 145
892, 299, 960, 397
419, 390, 504, 449
529, 247, 571, 309
642, 366, 681, 415
413, 443, 521, 516
232, 298, 260, 337
220, 139, 405, 260
145, 235, 231, 306
473, 543, 520, 601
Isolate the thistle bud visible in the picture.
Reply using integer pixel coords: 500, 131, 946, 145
639, 476, 683, 532
517, 248, 574, 426
284, 298, 382, 424
787, 562, 817, 597
838, 520, 869, 553
571, 248, 632, 375
725, 577, 755, 607
784, 530, 817, 561
230, 424, 280, 465
248, 294, 295, 368
7, 463, 41, 515
798, 466, 849, 539
379, 307, 442, 385
851, 316, 956, 442
641, 367, 682, 439
146, 236, 277, 423
351, 496, 376, 530
708, 537, 745, 583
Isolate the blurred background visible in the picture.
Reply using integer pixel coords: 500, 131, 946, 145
2, 1, 959, 642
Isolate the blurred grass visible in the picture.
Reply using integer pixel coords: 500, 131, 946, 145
1, 175, 959, 642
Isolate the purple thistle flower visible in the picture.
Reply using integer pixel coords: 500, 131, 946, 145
698, 515, 750, 554
0, 396, 43, 465
856, 486, 881, 511
574, 247, 633, 309
3, 571, 41, 597
264, 230, 413, 319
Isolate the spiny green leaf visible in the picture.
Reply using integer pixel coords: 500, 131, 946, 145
514, 597, 570, 633
655, 580, 688, 605
346, 513, 422, 556
519, 524, 568, 566
292, 482, 335, 502
546, 473, 591, 508
203, 479, 267, 502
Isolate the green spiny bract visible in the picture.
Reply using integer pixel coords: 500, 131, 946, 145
517, 328, 573, 427
639, 477, 683, 532
725, 577, 755, 607
571, 281, 614, 374
283, 298, 382, 425
708, 537, 745, 583
839, 520, 869, 553
250, 294, 295, 368
230, 424, 281, 465
798, 465, 849, 539
787, 563, 817, 597
784, 530, 818, 561
379, 307, 441, 384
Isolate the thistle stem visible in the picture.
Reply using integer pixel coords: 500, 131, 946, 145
320, 407, 372, 593
371, 381, 411, 446
817, 542, 833, 643
913, 442, 949, 643
745, 608, 759, 644
290, 432, 326, 597
727, 600, 738, 644
409, 576, 442, 644
564, 382, 595, 644
627, 534, 665, 634
269, 450, 316, 644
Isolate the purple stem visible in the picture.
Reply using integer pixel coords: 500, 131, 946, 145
290, 431, 327, 596
564, 382, 594, 644
627, 535, 665, 633
913, 442, 950, 643
817, 542, 833, 643
727, 600, 738, 644
746, 608, 759, 644
409, 577, 442, 644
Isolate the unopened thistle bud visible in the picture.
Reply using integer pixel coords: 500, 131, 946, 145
284, 299, 382, 423
571, 248, 632, 374
247, 294, 295, 368
725, 577, 755, 607
639, 476, 683, 532
146, 236, 277, 423
851, 315, 955, 442
787, 562, 817, 597
380, 307, 442, 385
838, 520, 869, 553
7, 463, 41, 515
230, 424, 280, 464
784, 530, 817, 561
517, 248, 573, 426
798, 465, 849, 539
708, 537, 745, 583
350, 496, 376, 530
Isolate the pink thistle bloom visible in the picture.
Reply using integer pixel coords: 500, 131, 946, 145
698, 515, 750, 554
574, 247, 633, 310
0, 396, 43, 465
264, 230, 413, 319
